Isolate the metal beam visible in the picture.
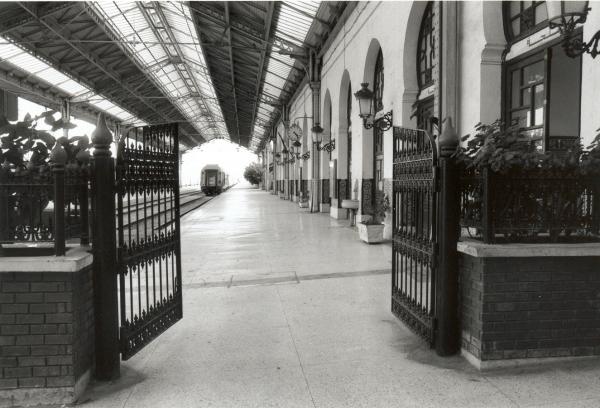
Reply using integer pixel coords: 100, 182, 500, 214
0, 2, 76, 36
249, 2, 275, 147
80, 2, 203, 145
17, 3, 174, 126
224, 2, 240, 143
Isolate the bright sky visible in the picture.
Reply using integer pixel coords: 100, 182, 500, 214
18, 98, 97, 136
18, 97, 257, 185
181, 139, 258, 186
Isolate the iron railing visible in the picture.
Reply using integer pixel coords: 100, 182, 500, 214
460, 167, 600, 243
0, 164, 89, 255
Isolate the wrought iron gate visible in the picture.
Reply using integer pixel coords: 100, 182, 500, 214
391, 127, 438, 345
115, 123, 183, 360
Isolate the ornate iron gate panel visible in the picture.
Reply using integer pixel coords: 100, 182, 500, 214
116, 124, 182, 360
392, 127, 438, 345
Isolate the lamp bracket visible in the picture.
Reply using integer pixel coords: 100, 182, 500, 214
316, 138, 336, 153
561, 29, 600, 58
362, 110, 393, 131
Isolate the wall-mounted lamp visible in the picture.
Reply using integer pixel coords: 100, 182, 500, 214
311, 125, 323, 143
548, 1, 600, 58
310, 125, 335, 152
353, 83, 393, 130
291, 140, 302, 159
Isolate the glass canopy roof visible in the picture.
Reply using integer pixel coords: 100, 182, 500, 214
0, 37, 144, 125
249, 1, 320, 151
89, 1, 227, 140
0, 1, 325, 148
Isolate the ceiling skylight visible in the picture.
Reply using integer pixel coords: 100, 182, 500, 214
0, 37, 144, 125
250, 1, 320, 151
89, 1, 227, 141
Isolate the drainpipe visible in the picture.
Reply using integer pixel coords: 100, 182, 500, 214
283, 104, 290, 200
271, 126, 277, 195
61, 99, 70, 139
309, 51, 322, 213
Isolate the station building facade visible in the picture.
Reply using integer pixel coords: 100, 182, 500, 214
263, 1, 600, 240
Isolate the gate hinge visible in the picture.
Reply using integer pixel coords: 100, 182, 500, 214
433, 166, 440, 192
432, 242, 439, 260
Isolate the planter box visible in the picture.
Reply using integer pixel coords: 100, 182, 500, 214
357, 222, 384, 244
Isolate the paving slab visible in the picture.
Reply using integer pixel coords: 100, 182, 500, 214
79, 186, 600, 408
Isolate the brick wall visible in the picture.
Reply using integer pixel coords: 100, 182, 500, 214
459, 254, 600, 362
0, 266, 94, 391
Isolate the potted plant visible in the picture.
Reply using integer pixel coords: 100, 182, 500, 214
455, 120, 600, 242
0, 111, 88, 254
298, 191, 309, 208
357, 193, 390, 244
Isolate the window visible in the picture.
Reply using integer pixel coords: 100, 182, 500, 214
373, 49, 384, 193
417, 2, 435, 90
504, 42, 582, 151
416, 97, 435, 136
504, 1, 548, 42
415, 2, 437, 134
506, 54, 546, 147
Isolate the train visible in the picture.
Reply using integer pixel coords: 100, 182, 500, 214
200, 164, 229, 196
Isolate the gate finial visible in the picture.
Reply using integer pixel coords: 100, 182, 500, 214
438, 116, 458, 158
92, 113, 113, 153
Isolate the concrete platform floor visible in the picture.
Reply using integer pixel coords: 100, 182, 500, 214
80, 184, 600, 408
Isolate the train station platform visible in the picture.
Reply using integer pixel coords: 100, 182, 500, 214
80, 184, 600, 408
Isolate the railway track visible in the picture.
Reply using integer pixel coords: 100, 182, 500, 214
118, 184, 234, 231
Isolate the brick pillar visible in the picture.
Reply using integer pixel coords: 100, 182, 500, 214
0, 248, 94, 406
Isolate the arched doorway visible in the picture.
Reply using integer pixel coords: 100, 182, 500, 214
336, 70, 352, 210
414, 2, 437, 135
372, 49, 384, 209
320, 90, 332, 211
359, 39, 383, 218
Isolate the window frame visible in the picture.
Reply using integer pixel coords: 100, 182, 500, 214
417, 1, 435, 91
501, 32, 584, 152
373, 48, 384, 194
503, 1, 550, 45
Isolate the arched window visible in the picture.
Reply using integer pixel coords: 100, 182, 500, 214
417, 2, 435, 90
346, 83, 352, 199
373, 49, 384, 195
504, 1, 548, 43
374, 50, 384, 114
415, 2, 436, 135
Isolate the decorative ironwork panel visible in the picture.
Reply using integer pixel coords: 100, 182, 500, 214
337, 179, 348, 206
116, 123, 182, 360
301, 180, 308, 197
0, 166, 88, 246
361, 179, 374, 215
391, 126, 438, 345
321, 179, 330, 205
460, 167, 600, 243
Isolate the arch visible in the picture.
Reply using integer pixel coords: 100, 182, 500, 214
337, 70, 351, 182
320, 89, 332, 179
360, 38, 383, 180
401, 1, 430, 126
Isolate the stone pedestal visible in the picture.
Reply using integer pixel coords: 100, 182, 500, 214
329, 202, 348, 220
458, 240, 600, 370
0, 247, 94, 407
319, 203, 330, 213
